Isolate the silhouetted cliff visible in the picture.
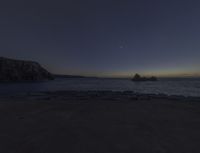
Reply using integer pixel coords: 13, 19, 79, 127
0, 57, 54, 81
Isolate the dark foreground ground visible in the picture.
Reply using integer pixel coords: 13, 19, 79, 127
0, 91, 200, 153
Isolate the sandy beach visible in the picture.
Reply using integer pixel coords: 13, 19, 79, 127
0, 91, 200, 153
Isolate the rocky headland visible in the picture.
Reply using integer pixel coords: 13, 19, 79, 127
0, 57, 54, 81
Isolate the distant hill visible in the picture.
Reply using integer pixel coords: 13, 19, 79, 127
54, 74, 98, 79
54, 74, 86, 78
0, 57, 54, 81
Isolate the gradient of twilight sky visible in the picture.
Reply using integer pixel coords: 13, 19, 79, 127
0, 0, 200, 77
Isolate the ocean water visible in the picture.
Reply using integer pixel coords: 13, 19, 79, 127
0, 78, 199, 97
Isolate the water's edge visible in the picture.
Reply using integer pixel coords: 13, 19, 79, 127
0, 77, 199, 97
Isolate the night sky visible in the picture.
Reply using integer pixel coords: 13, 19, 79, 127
0, 0, 200, 77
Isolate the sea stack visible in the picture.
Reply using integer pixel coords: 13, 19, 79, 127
0, 57, 54, 81
132, 73, 157, 82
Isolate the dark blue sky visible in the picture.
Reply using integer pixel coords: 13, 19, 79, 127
0, 0, 200, 77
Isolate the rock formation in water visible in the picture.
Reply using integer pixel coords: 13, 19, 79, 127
0, 57, 54, 81
132, 73, 157, 82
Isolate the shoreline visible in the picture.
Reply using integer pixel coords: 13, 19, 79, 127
1, 90, 200, 101
0, 90, 200, 152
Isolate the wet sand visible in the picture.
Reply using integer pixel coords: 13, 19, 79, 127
0, 91, 200, 153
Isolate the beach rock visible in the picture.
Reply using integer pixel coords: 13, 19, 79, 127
0, 57, 54, 81
132, 73, 157, 82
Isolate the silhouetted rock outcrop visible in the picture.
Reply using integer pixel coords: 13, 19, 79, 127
132, 73, 157, 82
0, 57, 54, 81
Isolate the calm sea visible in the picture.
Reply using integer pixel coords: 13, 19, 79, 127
0, 77, 199, 97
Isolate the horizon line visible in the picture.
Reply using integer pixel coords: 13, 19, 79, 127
53, 73, 200, 79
